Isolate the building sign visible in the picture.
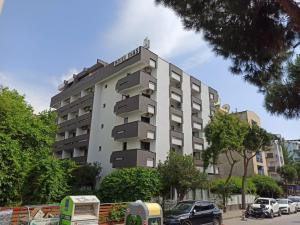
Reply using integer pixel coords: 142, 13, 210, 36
113, 47, 140, 67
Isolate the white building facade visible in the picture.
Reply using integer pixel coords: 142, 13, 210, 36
50, 46, 219, 176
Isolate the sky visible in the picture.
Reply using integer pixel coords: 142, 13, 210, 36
0, 0, 299, 140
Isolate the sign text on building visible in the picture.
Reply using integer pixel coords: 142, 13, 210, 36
113, 47, 140, 67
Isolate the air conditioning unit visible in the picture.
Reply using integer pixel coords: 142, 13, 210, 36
144, 66, 152, 74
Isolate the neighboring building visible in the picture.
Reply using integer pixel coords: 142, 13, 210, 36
218, 110, 269, 178
266, 135, 285, 180
284, 140, 300, 162
50, 46, 220, 177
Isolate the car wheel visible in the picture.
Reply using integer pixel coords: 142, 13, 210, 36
181, 220, 192, 225
213, 219, 220, 225
269, 210, 274, 219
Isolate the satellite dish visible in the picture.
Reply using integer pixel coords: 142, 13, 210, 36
143, 37, 150, 49
222, 104, 231, 112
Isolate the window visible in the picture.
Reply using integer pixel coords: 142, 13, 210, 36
141, 116, 150, 123
209, 93, 214, 100
103, 103, 106, 108
101, 124, 104, 129
123, 142, 127, 151
193, 152, 201, 160
99, 146, 102, 151
124, 117, 128, 123
141, 141, 150, 151
105, 84, 108, 88
149, 58, 156, 68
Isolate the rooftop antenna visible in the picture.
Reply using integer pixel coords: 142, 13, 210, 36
143, 37, 150, 49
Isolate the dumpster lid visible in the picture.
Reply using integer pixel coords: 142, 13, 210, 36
69, 195, 100, 204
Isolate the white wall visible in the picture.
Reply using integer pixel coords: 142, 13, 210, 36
182, 72, 193, 156
155, 58, 170, 163
200, 84, 210, 149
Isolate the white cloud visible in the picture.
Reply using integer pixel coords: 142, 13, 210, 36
105, 0, 212, 67
0, 69, 79, 113
0, 0, 4, 15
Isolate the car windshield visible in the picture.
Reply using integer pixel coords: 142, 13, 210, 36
255, 199, 269, 205
172, 202, 194, 213
277, 199, 288, 204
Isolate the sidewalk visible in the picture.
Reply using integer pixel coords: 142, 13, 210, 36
222, 210, 243, 220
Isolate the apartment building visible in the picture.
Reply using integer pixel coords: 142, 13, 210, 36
285, 140, 300, 162
50, 46, 220, 176
266, 135, 285, 180
218, 110, 269, 178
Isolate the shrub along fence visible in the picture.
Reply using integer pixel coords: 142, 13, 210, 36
0, 203, 126, 225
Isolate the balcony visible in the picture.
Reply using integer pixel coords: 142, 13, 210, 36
114, 95, 156, 117
268, 166, 276, 173
266, 153, 274, 158
171, 131, 184, 146
112, 121, 156, 141
110, 149, 156, 168
53, 134, 89, 152
115, 71, 156, 94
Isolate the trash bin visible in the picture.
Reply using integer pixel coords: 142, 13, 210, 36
125, 200, 162, 225
60, 195, 100, 225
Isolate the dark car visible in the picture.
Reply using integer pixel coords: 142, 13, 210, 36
164, 201, 223, 225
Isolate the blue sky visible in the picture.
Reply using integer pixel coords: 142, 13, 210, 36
0, 0, 299, 139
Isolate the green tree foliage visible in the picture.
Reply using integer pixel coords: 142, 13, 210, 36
158, 151, 207, 200
241, 124, 272, 208
282, 144, 292, 165
204, 112, 248, 183
22, 157, 76, 204
98, 168, 161, 203
277, 164, 298, 184
210, 177, 256, 211
249, 175, 283, 198
156, 0, 300, 118
71, 162, 102, 193
0, 87, 76, 205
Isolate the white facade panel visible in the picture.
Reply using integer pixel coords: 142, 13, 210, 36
182, 72, 193, 155
193, 122, 202, 130
192, 102, 201, 111
200, 84, 211, 149
192, 83, 200, 92
171, 71, 181, 82
147, 131, 155, 140
172, 137, 183, 146
155, 58, 170, 163
148, 105, 155, 114
171, 114, 182, 123
194, 143, 204, 150
171, 92, 181, 102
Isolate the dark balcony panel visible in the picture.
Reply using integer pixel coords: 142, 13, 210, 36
194, 159, 204, 167
53, 134, 89, 152
170, 86, 183, 96
193, 136, 204, 145
191, 96, 202, 105
57, 93, 94, 115
58, 113, 92, 133
112, 121, 156, 141
170, 107, 183, 117
110, 149, 156, 168
114, 95, 156, 117
116, 71, 157, 93
266, 153, 274, 158
209, 87, 219, 105
72, 156, 88, 164
190, 77, 201, 93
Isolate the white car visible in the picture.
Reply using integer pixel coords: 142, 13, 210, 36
288, 196, 300, 211
251, 198, 280, 218
277, 198, 297, 214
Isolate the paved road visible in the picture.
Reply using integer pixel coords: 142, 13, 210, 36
224, 213, 300, 225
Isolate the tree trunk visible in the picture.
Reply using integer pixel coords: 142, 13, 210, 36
241, 156, 250, 210
225, 161, 235, 185
276, 0, 300, 34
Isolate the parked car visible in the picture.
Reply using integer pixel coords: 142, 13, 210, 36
250, 198, 280, 218
164, 201, 223, 225
277, 198, 297, 214
288, 196, 300, 211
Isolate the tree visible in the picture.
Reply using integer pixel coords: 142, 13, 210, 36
156, 0, 300, 119
249, 175, 283, 198
277, 164, 298, 184
282, 144, 292, 165
0, 87, 76, 205
22, 157, 76, 204
158, 151, 207, 201
204, 112, 248, 184
240, 125, 272, 209
210, 177, 256, 211
98, 168, 161, 203
71, 162, 102, 193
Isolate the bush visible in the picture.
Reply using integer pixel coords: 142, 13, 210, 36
107, 204, 127, 223
249, 175, 283, 198
98, 168, 161, 202
210, 177, 256, 195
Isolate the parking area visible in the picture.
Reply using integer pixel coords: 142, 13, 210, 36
225, 213, 300, 225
